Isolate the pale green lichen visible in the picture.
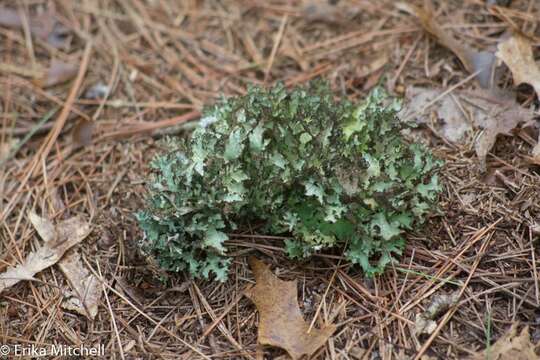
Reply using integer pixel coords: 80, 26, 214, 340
137, 81, 442, 281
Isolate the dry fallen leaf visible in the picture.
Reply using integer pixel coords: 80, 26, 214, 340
0, 212, 91, 293
532, 141, 540, 162
401, 87, 471, 142
469, 323, 540, 360
414, 292, 459, 335
72, 119, 95, 148
397, 2, 495, 88
245, 258, 336, 360
495, 34, 540, 162
0, 6, 70, 48
470, 89, 535, 171
496, 34, 540, 99
301, 0, 359, 24
59, 251, 101, 319
0, 59, 77, 88
35, 59, 78, 88
46, 189, 101, 319
401, 87, 534, 170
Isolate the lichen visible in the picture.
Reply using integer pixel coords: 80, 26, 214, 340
137, 81, 442, 281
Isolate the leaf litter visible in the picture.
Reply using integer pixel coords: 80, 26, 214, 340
0, 211, 100, 319
59, 250, 101, 319
35, 59, 79, 88
496, 34, 540, 160
1, 0, 540, 357
49, 188, 101, 319
245, 257, 336, 360
398, 2, 536, 171
397, 2, 496, 88
0, 6, 70, 48
0, 212, 91, 293
414, 292, 460, 335
469, 323, 540, 360
0, 7, 76, 88
401, 87, 534, 170
0, 59, 78, 88
72, 119, 95, 148
496, 34, 540, 100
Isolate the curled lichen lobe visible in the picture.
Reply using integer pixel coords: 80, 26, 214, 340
137, 81, 442, 281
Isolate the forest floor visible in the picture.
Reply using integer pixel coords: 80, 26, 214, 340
1, 0, 540, 359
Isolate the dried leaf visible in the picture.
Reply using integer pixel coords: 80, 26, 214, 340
0, 59, 77, 87
414, 292, 459, 335
471, 89, 535, 170
415, 314, 438, 336
0, 7, 70, 48
0, 212, 91, 293
401, 87, 472, 142
401, 87, 534, 170
0, 7, 23, 30
469, 323, 540, 360
59, 251, 101, 319
49, 187, 66, 215
301, 0, 359, 23
532, 139, 540, 161
35, 59, 78, 88
496, 34, 540, 99
397, 2, 495, 88
46, 190, 100, 319
496, 34, 540, 161
72, 119, 95, 148
245, 258, 336, 359
29, 211, 56, 241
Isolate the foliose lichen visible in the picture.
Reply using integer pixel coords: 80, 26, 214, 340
137, 81, 442, 281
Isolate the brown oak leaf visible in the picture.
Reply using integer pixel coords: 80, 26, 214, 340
469, 323, 540, 360
0, 212, 91, 293
496, 34, 540, 99
245, 257, 336, 360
